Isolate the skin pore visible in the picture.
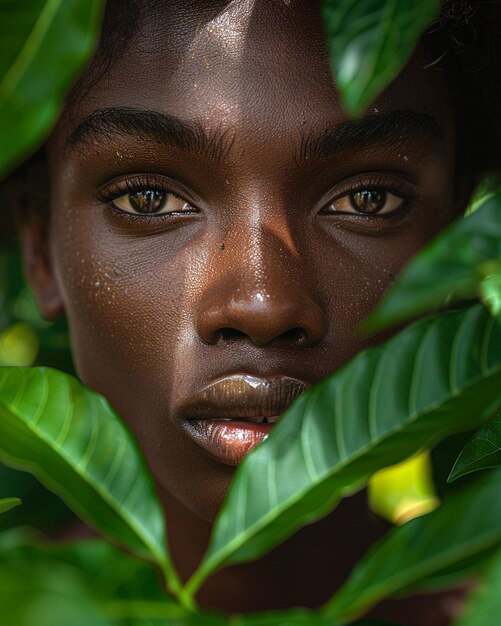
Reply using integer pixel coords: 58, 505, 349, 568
20, 1, 472, 623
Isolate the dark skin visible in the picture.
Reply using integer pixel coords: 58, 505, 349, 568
20, 1, 472, 623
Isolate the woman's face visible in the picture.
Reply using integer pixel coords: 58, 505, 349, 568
28, 1, 459, 521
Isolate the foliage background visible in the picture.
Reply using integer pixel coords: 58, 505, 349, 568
1, 1, 501, 626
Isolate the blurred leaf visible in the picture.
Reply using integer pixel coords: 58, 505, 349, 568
0, 247, 73, 373
349, 622, 401, 626
449, 414, 501, 482
0, 532, 187, 626
368, 450, 439, 525
0, 366, 183, 601
479, 273, 501, 317
465, 177, 501, 216
0, 463, 75, 533
0, 559, 112, 626
454, 548, 501, 626
0, 0, 103, 178
367, 194, 501, 332
227, 608, 336, 625
0, 322, 39, 365
0, 496, 21, 514
324, 472, 501, 623
184, 305, 501, 599
322, 0, 439, 114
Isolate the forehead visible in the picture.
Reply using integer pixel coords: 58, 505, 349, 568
55, 0, 453, 159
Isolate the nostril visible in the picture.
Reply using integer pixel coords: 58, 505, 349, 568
279, 327, 307, 345
213, 326, 307, 346
216, 328, 249, 343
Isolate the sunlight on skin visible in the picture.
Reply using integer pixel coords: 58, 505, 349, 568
190, 0, 257, 64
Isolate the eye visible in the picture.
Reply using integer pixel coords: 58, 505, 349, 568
112, 189, 193, 215
322, 189, 405, 216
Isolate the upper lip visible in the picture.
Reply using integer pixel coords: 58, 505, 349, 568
178, 374, 310, 423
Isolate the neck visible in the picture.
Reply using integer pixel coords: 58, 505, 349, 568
60, 487, 466, 624
161, 486, 388, 613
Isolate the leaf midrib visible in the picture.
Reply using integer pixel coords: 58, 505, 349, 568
450, 443, 501, 479
0, 399, 164, 567
0, 0, 63, 101
198, 361, 501, 580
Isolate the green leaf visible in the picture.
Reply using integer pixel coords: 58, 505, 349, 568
367, 194, 501, 332
322, 0, 439, 114
448, 413, 501, 482
0, 0, 103, 178
185, 305, 501, 598
0, 558, 112, 626
0, 496, 21, 514
0, 366, 183, 600
0, 463, 75, 533
368, 450, 439, 525
324, 472, 501, 623
480, 273, 501, 318
0, 532, 188, 625
454, 548, 501, 626
465, 177, 501, 216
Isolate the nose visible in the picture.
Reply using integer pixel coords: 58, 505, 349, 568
196, 225, 327, 347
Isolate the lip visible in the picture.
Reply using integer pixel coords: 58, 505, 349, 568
179, 374, 309, 465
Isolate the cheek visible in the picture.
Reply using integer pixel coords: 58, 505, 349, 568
314, 214, 452, 355
49, 210, 237, 520
50, 208, 204, 417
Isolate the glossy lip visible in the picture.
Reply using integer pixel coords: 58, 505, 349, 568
179, 374, 309, 466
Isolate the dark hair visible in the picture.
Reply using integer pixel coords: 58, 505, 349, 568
2, 0, 501, 241
428, 0, 501, 175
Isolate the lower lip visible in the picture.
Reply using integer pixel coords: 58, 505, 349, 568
183, 419, 273, 465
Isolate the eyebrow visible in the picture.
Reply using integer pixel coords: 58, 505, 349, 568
298, 109, 444, 165
66, 107, 235, 162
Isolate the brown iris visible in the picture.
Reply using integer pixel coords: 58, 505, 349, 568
349, 190, 387, 214
129, 190, 166, 213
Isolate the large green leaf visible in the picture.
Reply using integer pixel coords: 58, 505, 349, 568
184, 305, 501, 598
367, 195, 501, 332
0, 366, 183, 600
322, 0, 439, 114
454, 548, 501, 626
448, 413, 501, 482
0, 0, 103, 178
324, 472, 501, 623
0, 496, 21, 514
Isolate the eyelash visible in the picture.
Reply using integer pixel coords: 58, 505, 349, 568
97, 174, 196, 220
322, 173, 417, 217
97, 172, 417, 222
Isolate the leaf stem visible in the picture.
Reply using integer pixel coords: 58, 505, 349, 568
162, 561, 198, 613
182, 564, 213, 607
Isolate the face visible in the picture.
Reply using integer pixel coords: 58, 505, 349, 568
26, 1, 460, 521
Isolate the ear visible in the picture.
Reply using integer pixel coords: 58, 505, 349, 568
10, 152, 65, 321
9, 148, 64, 320
19, 211, 64, 320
